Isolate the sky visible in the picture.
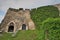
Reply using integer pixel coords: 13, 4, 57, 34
0, 0, 60, 23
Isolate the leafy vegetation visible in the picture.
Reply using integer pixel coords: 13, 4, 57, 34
42, 18, 60, 40
31, 6, 59, 30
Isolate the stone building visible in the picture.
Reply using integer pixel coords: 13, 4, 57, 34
54, 4, 60, 16
0, 8, 35, 33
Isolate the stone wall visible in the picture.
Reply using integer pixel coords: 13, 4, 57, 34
54, 4, 60, 16
0, 8, 35, 33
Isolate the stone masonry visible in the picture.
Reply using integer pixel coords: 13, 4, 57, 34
0, 8, 35, 33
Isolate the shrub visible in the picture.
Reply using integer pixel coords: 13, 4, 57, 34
42, 18, 60, 40
31, 6, 59, 30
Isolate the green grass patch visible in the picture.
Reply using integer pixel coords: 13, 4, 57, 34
0, 30, 44, 40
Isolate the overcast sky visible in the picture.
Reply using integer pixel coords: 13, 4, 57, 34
0, 0, 60, 23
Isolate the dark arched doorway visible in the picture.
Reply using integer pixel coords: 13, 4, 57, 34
22, 24, 26, 30
8, 22, 14, 32
8, 25, 14, 32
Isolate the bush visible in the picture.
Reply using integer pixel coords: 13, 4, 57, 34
42, 18, 60, 40
31, 6, 59, 30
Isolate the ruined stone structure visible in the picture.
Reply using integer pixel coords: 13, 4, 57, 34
54, 4, 60, 16
54, 4, 60, 10
0, 8, 35, 33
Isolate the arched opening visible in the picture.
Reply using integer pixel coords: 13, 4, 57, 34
8, 22, 14, 32
8, 25, 14, 32
22, 24, 26, 30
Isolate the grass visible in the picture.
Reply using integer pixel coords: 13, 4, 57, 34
0, 30, 44, 40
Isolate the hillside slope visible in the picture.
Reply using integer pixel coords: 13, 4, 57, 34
0, 5, 59, 40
